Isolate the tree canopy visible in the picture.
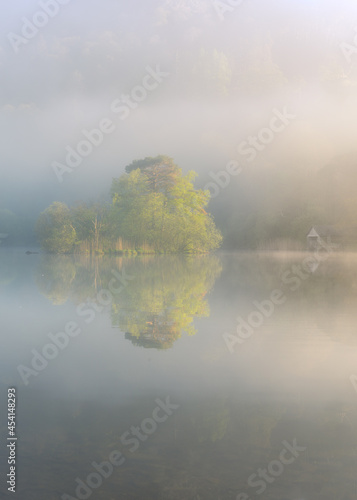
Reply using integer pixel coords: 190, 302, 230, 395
36, 202, 77, 254
111, 156, 222, 253
36, 156, 222, 254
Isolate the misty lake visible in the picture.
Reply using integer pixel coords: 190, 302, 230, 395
1, 248, 357, 500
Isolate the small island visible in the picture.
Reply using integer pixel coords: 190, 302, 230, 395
35, 155, 222, 255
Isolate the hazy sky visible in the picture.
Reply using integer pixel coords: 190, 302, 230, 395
2, 0, 357, 216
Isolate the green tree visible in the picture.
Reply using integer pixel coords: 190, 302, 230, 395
163, 170, 222, 252
35, 156, 222, 254
36, 202, 76, 253
110, 168, 153, 246
110, 156, 222, 253
71, 202, 109, 253
124, 155, 181, 194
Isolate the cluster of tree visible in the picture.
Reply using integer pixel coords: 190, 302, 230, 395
36, 156, 222, 254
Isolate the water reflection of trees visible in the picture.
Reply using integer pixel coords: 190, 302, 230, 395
35, 255, 76, 305
111, 256, 221, 349
35, 254, 222, 349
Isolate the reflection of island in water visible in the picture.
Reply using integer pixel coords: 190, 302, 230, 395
35, 254, 222, 349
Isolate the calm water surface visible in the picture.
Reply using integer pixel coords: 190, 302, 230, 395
0, 249, 357, 499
